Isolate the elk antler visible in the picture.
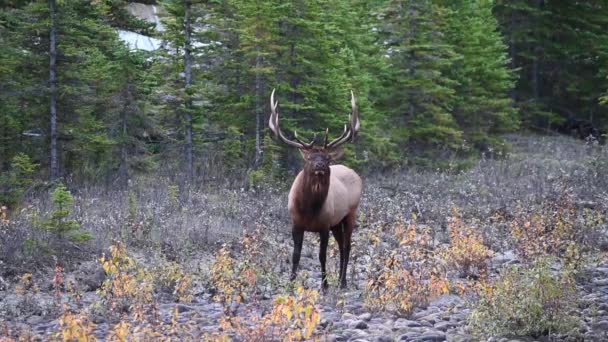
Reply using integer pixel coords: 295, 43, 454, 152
325, 90, 360, 149
269, 89, 360, 150
269, 89, 315, 149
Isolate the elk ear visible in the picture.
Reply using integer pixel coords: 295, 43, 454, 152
328, 147, 345, 161
299, 149, 308, 160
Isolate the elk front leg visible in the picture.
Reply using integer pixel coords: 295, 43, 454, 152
341, 231, 352, 288
319, 230, 329, 290
291, 229, 304, 281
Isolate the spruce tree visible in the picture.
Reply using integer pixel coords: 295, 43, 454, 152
443, 0, 518, 151
381, 0, 461, 163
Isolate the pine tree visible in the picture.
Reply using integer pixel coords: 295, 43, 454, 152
381, 0, 461, 163
159, 0, 217, 181
495, 0, 608, 129
443, 0, 518, 151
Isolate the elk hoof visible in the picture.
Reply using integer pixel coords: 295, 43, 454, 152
321, 282, 329, 292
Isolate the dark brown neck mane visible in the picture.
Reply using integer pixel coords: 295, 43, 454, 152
296, 168, 330, 217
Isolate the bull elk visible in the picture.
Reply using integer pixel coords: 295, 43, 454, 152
269, 89, 362, 289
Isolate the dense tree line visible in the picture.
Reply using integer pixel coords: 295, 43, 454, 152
1, 0, 607, 195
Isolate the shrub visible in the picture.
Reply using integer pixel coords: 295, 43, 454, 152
209, 245, 253, 310
468, 258, 580, 339
15, 273, 40, 314
211, 287, 321, 342
363, 219, 449, 314
56, 308, 96, 342
443, 213, 493, 277
509, 201, 603, 267
97, 242, 154, 319
1, 206, 9, 226
209, 228, 287, 311
153, 260, 194, 303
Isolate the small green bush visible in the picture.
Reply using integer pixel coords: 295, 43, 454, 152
468, 258, 580, 339
0, 153, 37, 208
41, 184, 91, 243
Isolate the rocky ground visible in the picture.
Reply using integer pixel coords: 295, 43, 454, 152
2, 135, 608, 341
2, 249, 608, 341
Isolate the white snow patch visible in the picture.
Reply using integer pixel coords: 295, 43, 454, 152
118, 30, 162, 51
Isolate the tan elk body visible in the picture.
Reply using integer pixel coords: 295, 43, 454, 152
269, 89, 362, 289
288, 165, 362, 232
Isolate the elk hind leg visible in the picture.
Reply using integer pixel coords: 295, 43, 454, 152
291, 228, 304, 281
341, 211, 356, 288
331, 226, 345, 286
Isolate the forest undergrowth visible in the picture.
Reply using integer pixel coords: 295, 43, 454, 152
1, 134, 608, 341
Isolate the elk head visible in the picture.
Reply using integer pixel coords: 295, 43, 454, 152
268, 89, 360, 171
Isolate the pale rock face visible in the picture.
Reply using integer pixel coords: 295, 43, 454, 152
118, 3, 163, 51
125, 3, 164, 32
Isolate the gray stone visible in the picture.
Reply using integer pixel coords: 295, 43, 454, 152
492, 250, 518, 267
394, 318, 422, 330
0, 276, 8, 291
592, 320, 608, 331
325, 334, 339, 342
342, 312, 356, 320
176, 304, 193, 313
359, 312, 373, 321
417, 330, 447, 341
595, 267, 608, 274
26, 315, 43, 325
412, 307, 440, 320
374, 337, 394, 342
349, 320, 369, 330
344, 329, 369, 340
320, 318, 333, 328
434, 321, 456, 332
74, 261, 106, 291
594, 278, 608, 286
429, 295, 463, 308
333, 320, 348, 329
398, 332, 421, 341
446, 333, 473, 342
418, 314, 440, 325
450, 313, 467, 322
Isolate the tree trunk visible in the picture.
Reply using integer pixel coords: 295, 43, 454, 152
254, 45, 263, 167
531, 0, 544, 101
407, 1, 416, 119
49, 0, 58, 181
184, 0, 193, 182
119, 83, 131, 189
509, 9, 517, 103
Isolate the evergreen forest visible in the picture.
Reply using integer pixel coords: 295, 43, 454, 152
1, 0, 606, 190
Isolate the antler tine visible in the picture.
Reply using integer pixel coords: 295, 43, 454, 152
351, 90, 360, 137
326, 90, 360, 148
325, 125, 348, 148
294, 131, 316, 148
268, 89, 308, 149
